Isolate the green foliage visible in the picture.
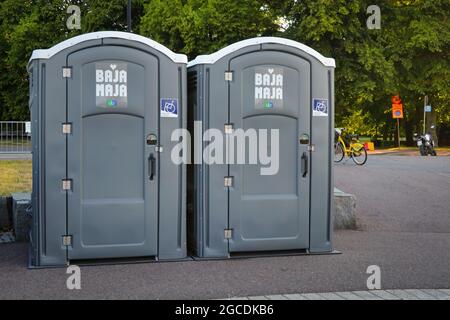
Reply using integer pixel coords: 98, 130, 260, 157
0, 0, 142, 120
274, 0, 449, 139
0, 0, 448, 145
81, 0, 144, 32
140, 0, 279, 58
341, 109, 378, 137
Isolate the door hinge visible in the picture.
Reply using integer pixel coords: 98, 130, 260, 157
155, 145, 163, 153
308, 145, 315, 152
62, 123, 72, 134
62, 235, 72, 246
224, 71, 233, 82
62, 67, 72, 78
224, 124, 233, 134
224, 176, 233, 187
224, 229, 233, 239
62, 179, 72, 191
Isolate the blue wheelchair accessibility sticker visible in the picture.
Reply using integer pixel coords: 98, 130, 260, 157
161, 99, 178, 118
313, 98, 328, 117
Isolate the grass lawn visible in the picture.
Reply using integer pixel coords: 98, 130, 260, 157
0, 140, 31, 146
0, 160, 32, 196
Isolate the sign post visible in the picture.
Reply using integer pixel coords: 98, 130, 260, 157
396, 118, 400, 148
391, 95, 403, 148
423, 96, 432, 135
127, 0, 132, 32
423, 95, 428, 135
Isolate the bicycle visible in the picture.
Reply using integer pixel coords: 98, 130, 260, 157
334, 128, 368, 165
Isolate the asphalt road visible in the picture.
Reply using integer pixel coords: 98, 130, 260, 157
0, 155, 449, 299
335, 155, 450, 233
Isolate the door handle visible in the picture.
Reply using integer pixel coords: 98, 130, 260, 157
301, 152, 308, 178
148, 154, 156, 180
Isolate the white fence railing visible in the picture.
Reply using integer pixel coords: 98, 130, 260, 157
0, 121, 32, 154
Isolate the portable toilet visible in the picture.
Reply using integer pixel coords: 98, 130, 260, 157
28, 32, 187, 266
187, 37, 335, 258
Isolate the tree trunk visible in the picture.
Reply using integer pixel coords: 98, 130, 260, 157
393, 121, 399, 147
404, 107, 414, 147
383, 113, 389, 142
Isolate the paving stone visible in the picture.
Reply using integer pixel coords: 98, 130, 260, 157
438, 289, 450, 296
317, 292, 344, 300
236, 289, 450, 301
420, 289, 450, 300
301, 293, 325, 300
334, 292, 364, 300
282, 294, 307, 300
352, 291, 382, 300
248, 296, 268, 300
266, 295, 288, 300
386, 290, 418, 300
370, 290, 401, 300
404, 289, 435, 300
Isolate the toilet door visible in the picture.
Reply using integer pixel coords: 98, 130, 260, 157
228, 51, 311, 253
67, 46, 159, 260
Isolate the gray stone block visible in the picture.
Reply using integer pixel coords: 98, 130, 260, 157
12, 193, 32, 242
0, 196, 11, 230
302, 293, 326, 300
334, 291, 363, 300
282, 294, 307, 300
404, 289, 435, 300
266, 295, 288, 300
352, 290, 382, 300
317, 292, 345, 300
334, 188, 357, 229
248, 296, 268, 300
386, 289, 418, 300
0, 231, 15, 243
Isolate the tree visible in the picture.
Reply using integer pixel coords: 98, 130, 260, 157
271, 0, 449, 144
383, 0, 450, 144
0, 0, 448, 147
81, 0, 144, 32
139, 0, 279, 58
0, 0, 144, 120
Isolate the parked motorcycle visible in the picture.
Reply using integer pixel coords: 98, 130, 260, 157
413, 126, 437, 156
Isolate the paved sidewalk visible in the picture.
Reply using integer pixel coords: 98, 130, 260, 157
368, 148, 450, 156
229, 289, 450, 300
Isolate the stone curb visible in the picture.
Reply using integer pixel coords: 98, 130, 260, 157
226, 289, 450, 300
0, 196, 11, 231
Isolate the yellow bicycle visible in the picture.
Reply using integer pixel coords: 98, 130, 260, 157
334, 128, 368, 165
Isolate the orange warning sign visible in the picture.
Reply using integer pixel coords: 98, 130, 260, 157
391, 95, 402, 104
392, 104, 403, 118
392, 96, 404, 119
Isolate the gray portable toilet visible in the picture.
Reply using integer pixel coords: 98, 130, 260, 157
187, 37, 335, 258
28, 31, 187, 266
